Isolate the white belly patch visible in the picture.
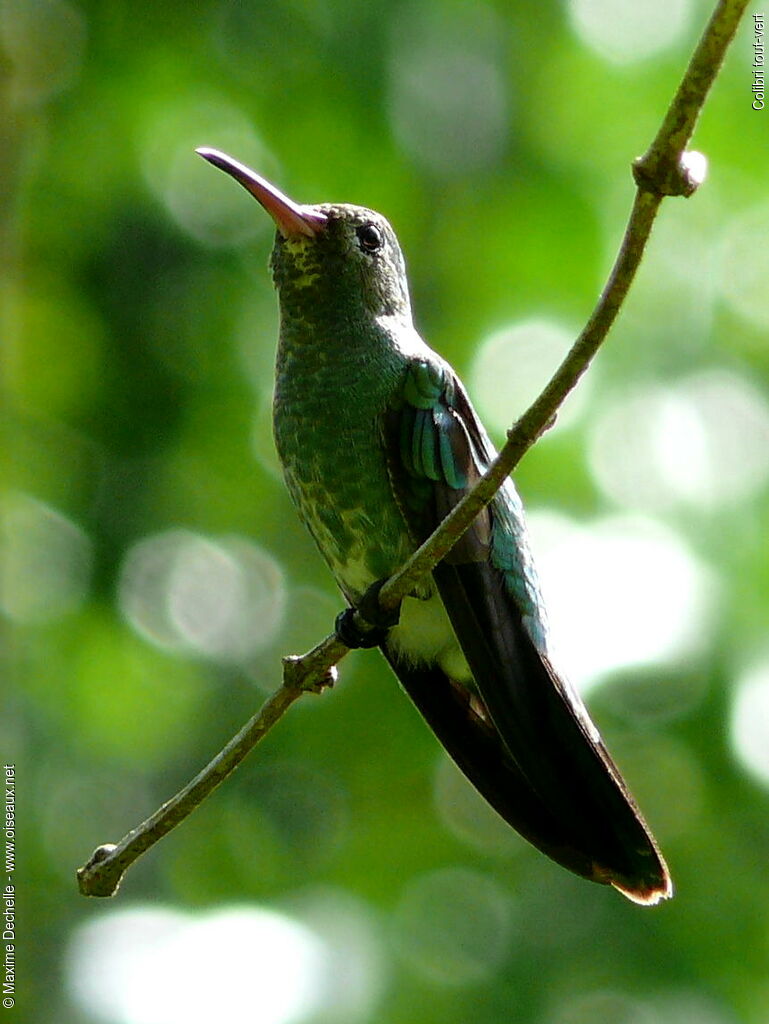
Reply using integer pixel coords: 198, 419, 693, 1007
387, 589, 472, 684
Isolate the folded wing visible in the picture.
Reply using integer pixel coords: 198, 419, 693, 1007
382, 358, 671, 904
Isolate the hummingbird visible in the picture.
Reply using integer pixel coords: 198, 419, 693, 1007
197, 147, 672, 906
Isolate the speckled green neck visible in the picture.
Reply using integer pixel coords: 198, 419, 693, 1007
270, 203, 413, 335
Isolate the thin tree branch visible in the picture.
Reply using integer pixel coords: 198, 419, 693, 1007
77, 0, 748, 898
78, 673, 315, 896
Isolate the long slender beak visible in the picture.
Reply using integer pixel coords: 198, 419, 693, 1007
196, 147, 327, 239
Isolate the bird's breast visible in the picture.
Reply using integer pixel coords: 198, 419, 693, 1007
272, 340, 414, 603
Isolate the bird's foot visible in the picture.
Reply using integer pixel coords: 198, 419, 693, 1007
335, 579, 400, 649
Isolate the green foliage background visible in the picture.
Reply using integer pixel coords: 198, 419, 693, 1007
3, 1, 769, 1021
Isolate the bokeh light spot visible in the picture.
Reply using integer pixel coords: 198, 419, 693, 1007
118, 529, 285, 662
67, 905, 327, 1024
387, 3, 509, 176
529, 512, 715, 693
139, 96, 280, 247
167, 538, 247, 654
730, 659, 769, 789
286, 887, 386, 1024
567, 0, 693, 64
0, 492, 92, 624
588, 371, 769, 511
470, 319, 587, 436
589, 388, 706, 512
392, 867, 515, 986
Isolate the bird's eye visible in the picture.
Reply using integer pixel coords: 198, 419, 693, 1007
356, 223, 383, 253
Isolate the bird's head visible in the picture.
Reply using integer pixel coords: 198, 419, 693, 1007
196, 148, 412, 326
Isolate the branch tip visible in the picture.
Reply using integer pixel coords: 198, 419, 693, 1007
77, 845, 123, 897
632, 148, 708, 198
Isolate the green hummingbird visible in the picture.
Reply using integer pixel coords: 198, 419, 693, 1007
197, 147, 672, 906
